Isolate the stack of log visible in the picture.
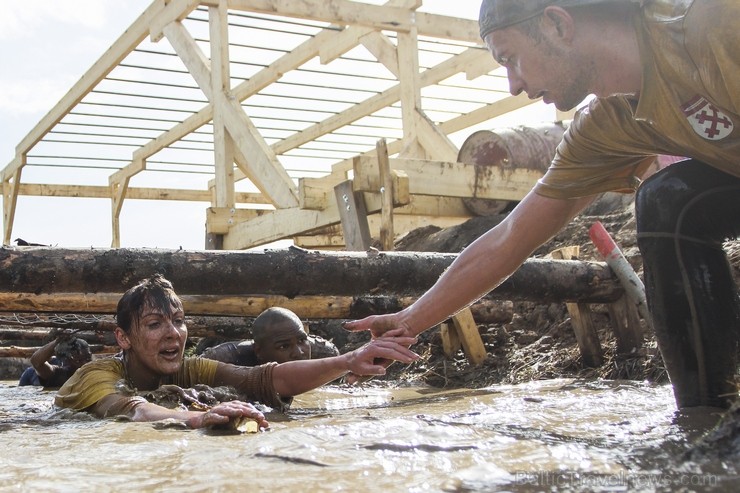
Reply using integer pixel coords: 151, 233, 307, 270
0, 246, 628, 365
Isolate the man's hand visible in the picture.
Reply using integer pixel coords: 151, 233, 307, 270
342, 336, 419, 385
342, 314, 415, 339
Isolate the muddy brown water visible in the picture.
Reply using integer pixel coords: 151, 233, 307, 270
0, 379, 737, 492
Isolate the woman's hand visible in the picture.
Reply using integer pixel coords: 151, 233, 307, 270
188, 400, 269, 430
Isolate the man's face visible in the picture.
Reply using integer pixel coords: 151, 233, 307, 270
67, 347, 92, 369
254, 320, 311, 364
484, 22, 592, 112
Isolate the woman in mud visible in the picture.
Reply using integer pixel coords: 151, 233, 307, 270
55, 274, 418, 429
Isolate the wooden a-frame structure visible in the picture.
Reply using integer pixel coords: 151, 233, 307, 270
1, 0, 569, 250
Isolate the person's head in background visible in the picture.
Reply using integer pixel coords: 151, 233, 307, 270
56, 337, 92, 370
252, 307, 311, 364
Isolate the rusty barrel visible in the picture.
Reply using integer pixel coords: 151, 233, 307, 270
457, 123, 567, 215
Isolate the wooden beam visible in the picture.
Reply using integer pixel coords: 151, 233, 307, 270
2, 168, 22, 246
334, 180, 371, 251
2, 0, 165, 180
353, 157, 541, 202
0, 293, 512, 325
13, 183, 263, 204
551, 246, 603, 367
377, 139, 394, 251
206, 207, 267, 235
397, 26, 425, 158
210, 2, 236, 212
227, 0, 417, 33
273, 47, 490, 156
227, 0, 481, 43
451, 308, 487, 366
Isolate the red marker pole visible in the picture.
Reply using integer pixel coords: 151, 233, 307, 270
589, 221, 652, 326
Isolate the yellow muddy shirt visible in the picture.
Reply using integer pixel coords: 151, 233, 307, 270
535, 0, 740, 199
55, 356, 287, 415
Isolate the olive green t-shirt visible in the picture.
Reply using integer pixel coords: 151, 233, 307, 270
55, 356, 287, 416
535, 0, 740, 199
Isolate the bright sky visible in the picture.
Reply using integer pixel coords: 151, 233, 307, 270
0, 1, 553, 250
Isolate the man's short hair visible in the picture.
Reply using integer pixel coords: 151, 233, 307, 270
479, 0, 636, 39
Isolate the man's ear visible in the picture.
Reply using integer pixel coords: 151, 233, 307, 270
114, 327, 132, 350
543, 6, 575, 42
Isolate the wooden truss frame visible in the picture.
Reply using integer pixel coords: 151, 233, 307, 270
1, 0, 570, 250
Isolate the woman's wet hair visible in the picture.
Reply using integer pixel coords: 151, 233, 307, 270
116, 274, 183, 334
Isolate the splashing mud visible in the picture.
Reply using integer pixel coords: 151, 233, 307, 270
0, 379, 737, 492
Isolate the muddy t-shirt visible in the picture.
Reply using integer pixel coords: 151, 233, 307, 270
55, 356, 287, 416
535, 0, 740, 200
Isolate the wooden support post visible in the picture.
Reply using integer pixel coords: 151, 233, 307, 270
440, 322, 461, 359
334, 179, 372, 251
451, 308, 487, 366
606, 294, 643, 354
377, 139, 394, 251
551, 246, 603, 367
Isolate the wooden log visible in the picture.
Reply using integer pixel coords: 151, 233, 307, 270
551, 247, 603, 368
0, 247, 622, 303
0, 345, 118, 358
0, 328, 117, 345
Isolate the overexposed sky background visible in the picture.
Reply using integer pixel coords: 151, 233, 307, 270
0, 0, 553, 250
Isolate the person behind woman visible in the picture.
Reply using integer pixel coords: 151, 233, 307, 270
55, 274, 418, 429
201, 307, 338, 366
19, 335, 92, 388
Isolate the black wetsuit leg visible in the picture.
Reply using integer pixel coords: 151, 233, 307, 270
635, 159, 739, 408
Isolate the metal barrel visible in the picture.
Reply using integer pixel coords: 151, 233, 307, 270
457, 123, 567, 215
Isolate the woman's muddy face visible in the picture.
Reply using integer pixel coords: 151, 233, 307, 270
126, 306, 188, 379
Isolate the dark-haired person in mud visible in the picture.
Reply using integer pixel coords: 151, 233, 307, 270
55, 275, 419, 430
201, 307, 339, 366
345, 0, 739, 410
19, 334, 92, 388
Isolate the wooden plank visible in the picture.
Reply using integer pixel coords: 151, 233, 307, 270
5, 0, 165, 179
206, 207, 266, 234
606, 294, 644, 354
209, 2, 236, 210
451, 308, 487, 366
334, 180, 371, 251
359, 31, 399, 77
14, 183, 262, 204
228, 0, 480, 43
219, 93, 300, 208
414, 108, 459, 162
2, 168, 22, 246
397, 26, 423, 157
377, 139, 394, 251
551, 246, 603, 368
353, 156, 540, 202
440, 322, 462, 359
273, 47, 488, 155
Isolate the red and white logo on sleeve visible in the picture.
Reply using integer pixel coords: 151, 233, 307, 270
681, 95, 734, 141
